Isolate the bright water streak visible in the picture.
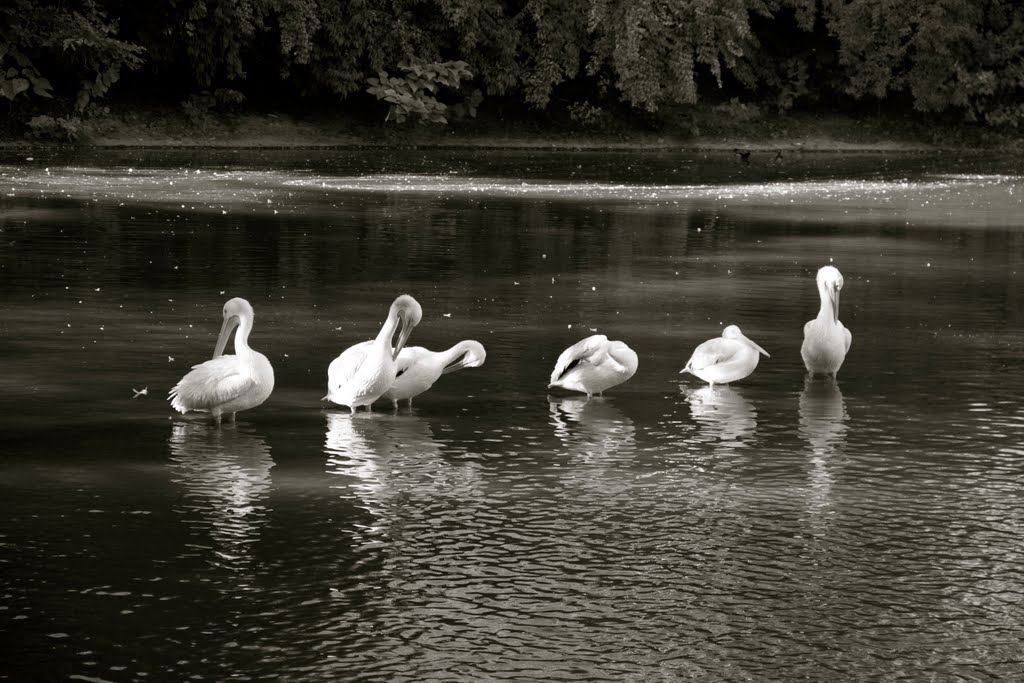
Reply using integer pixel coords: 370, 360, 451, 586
1, 150, 1023, 681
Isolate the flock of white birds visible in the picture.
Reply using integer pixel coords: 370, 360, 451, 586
168, 265, 851, 425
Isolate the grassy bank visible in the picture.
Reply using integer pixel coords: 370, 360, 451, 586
2, 102, 1020, 153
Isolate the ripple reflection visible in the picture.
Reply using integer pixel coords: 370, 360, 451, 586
167, 422, 274, 575
548, 396, 636, 462
323, 411, 452, 548
684, 384, 758, 449
798, 377, 849, 521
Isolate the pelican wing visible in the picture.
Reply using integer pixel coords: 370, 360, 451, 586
394, 346, 432, 378
169, 355, 258, 413
550, 334, 608, 384
605, 340, 639, 376
331, 340, 374, 384
383, 347, 444, 401
686, 338, 741, 372
843, 326, 852, 353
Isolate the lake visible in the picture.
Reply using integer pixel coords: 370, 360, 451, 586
2, 147, 1023, 681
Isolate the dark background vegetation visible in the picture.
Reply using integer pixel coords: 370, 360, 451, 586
2, 0, 1022, 143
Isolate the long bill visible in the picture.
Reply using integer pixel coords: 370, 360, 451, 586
392, 316, 415, 360
441, 352, 471, 375
212, 315, 240, 358
743, 335, 770, 358
831, 286, 841, 323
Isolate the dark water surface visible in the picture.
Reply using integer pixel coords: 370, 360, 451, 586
2, 148, 1023, 681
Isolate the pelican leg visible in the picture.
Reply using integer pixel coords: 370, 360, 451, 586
228, 412, 237, 423
349, 405, 356, 415
407, 398, 413, 409
392, 399, 399, 411
212, 408, 223, 426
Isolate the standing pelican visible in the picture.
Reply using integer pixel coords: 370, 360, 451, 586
548, 334, 638, 397
169, 297, 275, 425
325, 295, 423, 412
381, 340, 487, 408
680, 325, 769, 386
801, 265, 852, 377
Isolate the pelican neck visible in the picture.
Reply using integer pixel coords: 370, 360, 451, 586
374, 307, 400, 348
233, 315, 254, 358
817, 284, 836, 323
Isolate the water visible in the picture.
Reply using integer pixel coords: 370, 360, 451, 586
2, 149, 1023, 681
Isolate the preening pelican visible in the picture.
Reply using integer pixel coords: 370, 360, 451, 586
325, 295, 423, 412
801, 265, 851, 377
548, 334, 638, 397
169, 297, 275, 424
680, 325, 769, 386
381, 340, 486, 408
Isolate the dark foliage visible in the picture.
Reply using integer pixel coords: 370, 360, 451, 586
3, 0, 1023, 133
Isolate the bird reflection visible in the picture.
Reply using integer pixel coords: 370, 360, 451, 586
684, 384, 757, 447
323, 411, 444, 546
167, 421, 274, 575
548, 395, 636, 465
798, 377, 849, 518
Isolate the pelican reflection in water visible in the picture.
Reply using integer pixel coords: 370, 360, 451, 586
799, 376, 849, 519
802, 265, 852, 377
684, 385, 758, 446
326, 295, 423, 413
681, 325, 769, 386
323, 411, 479, 548
169, 297, 274, 425
167, 422, 274, 574
548, 335, 638, 397
548, 396, 636, 466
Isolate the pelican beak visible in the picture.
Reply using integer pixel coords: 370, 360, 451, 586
831, 285, 841, 323
212, 315, 240, 358
744, 336, 770, 358
443, 347, 488, 374
441, 352, 472, 375
392, 315, 415, 360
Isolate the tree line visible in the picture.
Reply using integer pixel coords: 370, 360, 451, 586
2, 0, 1022, 137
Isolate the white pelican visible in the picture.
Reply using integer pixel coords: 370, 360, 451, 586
680, 325, 769, 386
381, 340, 486, 408
169, 297, 274, 425
548, 334, 638, 397
325, 295, 423, 412
801, 265, 852, 377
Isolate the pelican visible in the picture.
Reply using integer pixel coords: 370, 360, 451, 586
548, 334, 638, 397
381, 340, 486, 408
801, 265, 852, 377
325, 295, 423, 413
169, 297, 275, 425
680, 325, 769, 386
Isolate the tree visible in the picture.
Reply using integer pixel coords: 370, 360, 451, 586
1, 0, 142, 113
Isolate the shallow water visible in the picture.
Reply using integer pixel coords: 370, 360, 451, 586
2, 149, 1023, 681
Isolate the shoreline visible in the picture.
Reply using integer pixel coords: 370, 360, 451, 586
2, 107, 1016, 155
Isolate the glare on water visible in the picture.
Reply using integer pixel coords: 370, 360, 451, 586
1, 149, 1023, 681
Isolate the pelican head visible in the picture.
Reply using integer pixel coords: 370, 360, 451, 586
389, 295, 423, 360
213, 297, 254, 358
722, 325, 770, 357
441, 341, 487, 375
816, 265, 844, 322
